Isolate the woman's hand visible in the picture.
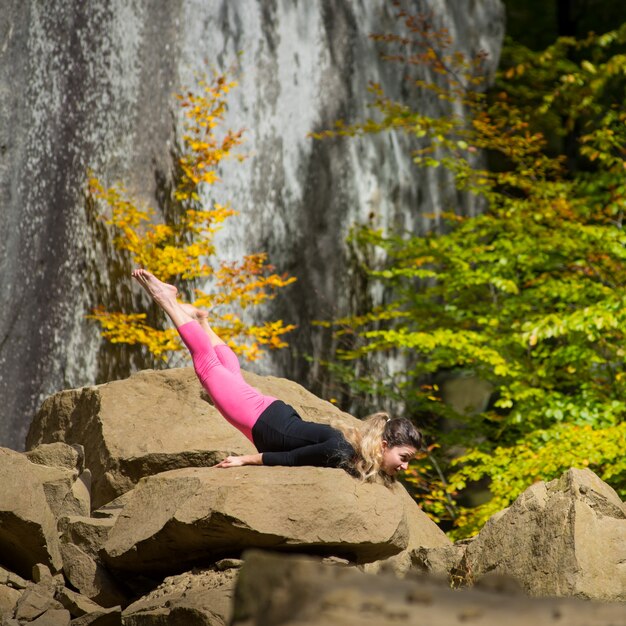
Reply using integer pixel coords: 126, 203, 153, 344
214, 453, 263, 468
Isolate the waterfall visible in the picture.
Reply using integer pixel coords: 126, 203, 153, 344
0, 0, 504, 449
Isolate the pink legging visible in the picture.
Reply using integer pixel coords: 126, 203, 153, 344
178, 321, 276, 442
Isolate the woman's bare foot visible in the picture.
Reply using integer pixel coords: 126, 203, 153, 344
131, 269, 178, 305
131, 269, 196, 329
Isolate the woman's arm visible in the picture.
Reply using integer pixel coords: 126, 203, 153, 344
214, 453, 263, 468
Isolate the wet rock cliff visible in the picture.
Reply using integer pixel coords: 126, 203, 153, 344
0, 0, 504, 448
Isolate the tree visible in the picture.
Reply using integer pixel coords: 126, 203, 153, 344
317, 4, 626, 537
88, 73, 295, 364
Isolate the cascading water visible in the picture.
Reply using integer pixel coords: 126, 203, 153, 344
0, 0, 504, 449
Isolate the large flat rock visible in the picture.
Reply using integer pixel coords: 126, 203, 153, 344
102, 466, 448, 574
26, 368, 360, 508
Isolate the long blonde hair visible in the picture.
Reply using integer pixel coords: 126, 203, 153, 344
336, 412, 422, 484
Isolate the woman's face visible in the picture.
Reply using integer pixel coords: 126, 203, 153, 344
380, 442, 417, 476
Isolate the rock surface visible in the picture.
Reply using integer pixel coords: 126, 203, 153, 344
0, 448, 63, 578
231, 550, 626, 626
26, 367, 362, 508
463, 468, 626, 601
102, 466, 449, 574
0, 0, 504, 453
6, 369, 626, 622
122, 563, 239, 626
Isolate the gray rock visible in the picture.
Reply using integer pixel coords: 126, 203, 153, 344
463, 468, 626, 601
1, 0, 505, 459
230, 550, 626, 626
102, 466, 449, 574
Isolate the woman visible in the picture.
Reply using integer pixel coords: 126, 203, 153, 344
132, 269, 421, 482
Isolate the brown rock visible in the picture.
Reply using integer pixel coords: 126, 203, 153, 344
26, 368, 360, 508
463, 468, 626, 601
27, 463, 91, 520
59, 544, 127, 608
362, 486, 451, 576
0, 584, 21, 617
0, 448, 63, 577
54, 587, 122, 626
230, 550, 626, 626
26, 442, 84, 472
56, 587, 109, 617
25, 444, 91, 519
14, 583, 61, 621
102, 466, 447, 574
59, 516, 115, 559
70, 608, 122, 626
122, 566, 238, 626
32, 564, 53, 585
0, 565, 28, 590
29, 608, 71, 626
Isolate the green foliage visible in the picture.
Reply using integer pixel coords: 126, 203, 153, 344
320, 6, 626, 537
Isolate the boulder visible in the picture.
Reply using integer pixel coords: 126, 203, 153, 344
56, 587, 121, 625
0, 585, 21, 618
24, 443, 91, 518
57, 514, 128, 608
122, 564, 239, 626
70, 609, 122, 626
26, 442, 84, 472
362, 486, 452, 576
463, 468, 626, 601
59, 543, 127, 609
102, 466, 448, 574
59, 516, 116, 559
28, 608, 71, 625
0, 448, 63, 577
14, 581, 63, 622
26, 368, 361, 508
230, 550, 626, 626
27, 466, 90, 522
0, 565, 28, 590
410, 543, 468, 583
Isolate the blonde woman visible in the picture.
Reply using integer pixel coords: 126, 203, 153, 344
132, 269, 421, 481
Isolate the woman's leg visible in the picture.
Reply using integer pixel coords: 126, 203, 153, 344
132, 270, 274, 440
180, 303, 242, 376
